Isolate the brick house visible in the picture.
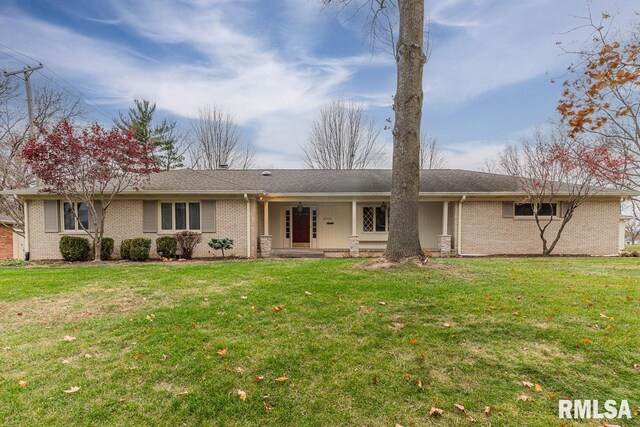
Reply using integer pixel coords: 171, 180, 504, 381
0, 215, 16, 260
3, 169, 635, 260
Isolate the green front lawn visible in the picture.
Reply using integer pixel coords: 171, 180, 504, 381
1, 258, 639, 426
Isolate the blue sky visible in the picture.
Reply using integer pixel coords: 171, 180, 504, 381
0, 0, 637, 169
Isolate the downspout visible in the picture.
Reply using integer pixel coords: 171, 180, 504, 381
244, 194, 251, 258
457, 195, 466, 256
21, 197, 30, 261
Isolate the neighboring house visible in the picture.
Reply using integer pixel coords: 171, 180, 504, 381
3, 169, 636, 260
0, 215, 21, 260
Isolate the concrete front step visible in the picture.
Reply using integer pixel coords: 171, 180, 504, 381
271, 249, 325, 259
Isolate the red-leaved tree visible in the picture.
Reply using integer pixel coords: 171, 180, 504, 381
499, 127, 627, 255
22, 120, 158, 261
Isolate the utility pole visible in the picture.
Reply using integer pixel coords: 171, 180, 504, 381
3, 63, 44, 138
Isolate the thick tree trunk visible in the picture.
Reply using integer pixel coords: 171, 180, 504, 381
384, 0, 426, 261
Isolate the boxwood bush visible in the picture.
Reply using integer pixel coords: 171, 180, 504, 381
59, 236, 90, 262
156, 236, 177, 259
100, 238, 114, 261
129, 238, 152, 261
120, 239, 132, 260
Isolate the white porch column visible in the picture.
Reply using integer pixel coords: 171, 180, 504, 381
263, 201, 269, 236
442, 201, 449, 235
349, 200, 359, 257
438, 201, 452, 256
259, 201, 272, 258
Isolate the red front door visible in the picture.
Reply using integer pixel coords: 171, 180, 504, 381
292, 207, 310, 245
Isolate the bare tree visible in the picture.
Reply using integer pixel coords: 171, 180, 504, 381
188, 105, 255, 169
324, 0, 429, 261
302, 99, 385, 169
499, 127, 625, 255
419, 134, 447, 169
626, 217, 640, 245
0, 78, 83, 234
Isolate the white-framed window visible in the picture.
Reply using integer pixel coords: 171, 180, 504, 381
514, 202, 557, 217
62, 201, 89, 231
160, 202, 201, 231
362, 206, 388, 232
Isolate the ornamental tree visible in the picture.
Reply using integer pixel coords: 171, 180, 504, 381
22, 119, 158, 261
557, 13, 640, 189
499, 127, 627, 255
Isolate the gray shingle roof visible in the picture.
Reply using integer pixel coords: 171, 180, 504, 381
4, 169, 635, 196
140, 169, 632, 195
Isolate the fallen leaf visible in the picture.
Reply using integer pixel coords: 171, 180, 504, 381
235, 366, 244, 373
133, 353, 144, 360
237, 390, 247, 401
217, 348, 228, 357
254, 375, 264, 382
162, 354, 168, 361
272, 306, 283, 312
606, 325, 612, 330
443, 322, 453, 327
513, 311, 521, 316
626, 295, 633, 301
534, 383, 543, 392
484, 406, 491, 417
371, 376, 378, 384
263, 402, 273, 412
631, 362, 639, 370
176, 390, 189, 396
62, 335, 76, 342
409, 338, 418, 345
402, 372, 410, 379
379, 301, 386, 306
240, 296, 248, 299
63, 386, 80, 394
18, 380, 27, 387
394, 424, 404, 427
549, 392, 559, 399
202, 344, 212, 351
304, 291, 312, 296
417, 380, 423, 390
517, 393, 533, 402
429, 407, 444, 417
599, 424, 622, 427
522, 381, 534, 388
275, 376, 288, 382
582, 338, 593, 345
454, 403, 466, 413
600, 312, 609, 319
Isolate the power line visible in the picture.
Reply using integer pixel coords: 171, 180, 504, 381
0, 45, 115, 122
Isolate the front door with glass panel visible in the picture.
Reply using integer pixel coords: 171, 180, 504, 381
292, 207, 310, 247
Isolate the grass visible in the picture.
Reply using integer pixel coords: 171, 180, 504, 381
625, 244, 640, 252
1, 258, 639, 426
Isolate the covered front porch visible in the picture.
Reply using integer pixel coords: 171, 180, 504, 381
257, 198, 456, 258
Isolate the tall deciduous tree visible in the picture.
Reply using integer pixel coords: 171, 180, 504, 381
188, 105, 255, 169
419, 134, 448, 169
302, 99, 385, 169
557, 13, 639, 189
499, 128, 626, 255
0, 79, 83, 234
115, 99, 185, 171
323, 0, 428, 261
22, 120, 158, 261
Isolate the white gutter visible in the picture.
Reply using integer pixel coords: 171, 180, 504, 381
457, 195, 466, 256
244, 194, 251, 258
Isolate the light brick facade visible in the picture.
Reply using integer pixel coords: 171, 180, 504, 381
460, 199, 621, 255
23, 196, 624, 260
26, 198, 257, 260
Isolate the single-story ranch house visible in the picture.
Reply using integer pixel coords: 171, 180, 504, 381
3, 169, 635, 260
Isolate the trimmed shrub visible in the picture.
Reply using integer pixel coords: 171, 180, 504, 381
208, 238, 234, 258
59, 236, 90, 262
129, 238, 152, 261
176, 231, 202, 260
156, 236, 178, 259
120, 239, 132, 260
100, 238, 114, 261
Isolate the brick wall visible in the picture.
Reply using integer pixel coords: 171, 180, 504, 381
27, 198, 257, 260
0, 225, 13, 259
460, 199, 621, 255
